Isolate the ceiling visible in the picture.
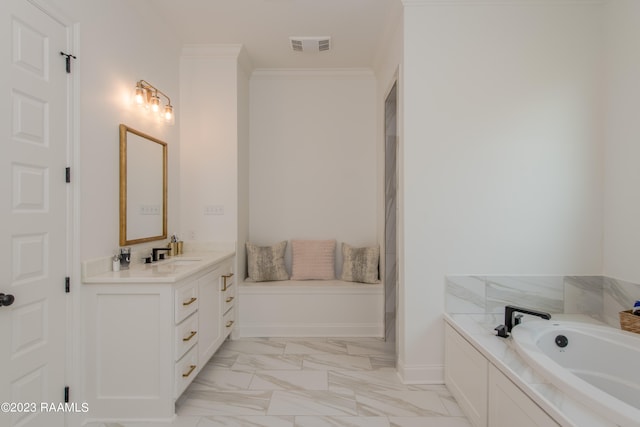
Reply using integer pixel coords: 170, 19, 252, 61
152, 0, 402, 69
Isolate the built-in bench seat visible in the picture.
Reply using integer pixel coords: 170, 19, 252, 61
238, 279, 384, 337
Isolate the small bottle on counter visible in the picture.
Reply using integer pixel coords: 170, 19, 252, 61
112, 253, 121, 272
169, 234, 177, 256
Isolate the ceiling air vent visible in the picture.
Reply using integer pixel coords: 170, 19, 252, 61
289, 36, 331, 53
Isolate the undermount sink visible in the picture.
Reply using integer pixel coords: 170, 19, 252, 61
167, 258, 202, 266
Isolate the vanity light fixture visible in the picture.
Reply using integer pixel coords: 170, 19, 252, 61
132, 79, 175, 125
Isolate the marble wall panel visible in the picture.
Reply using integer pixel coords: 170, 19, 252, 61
485, 276, 564, 314
563, 276, 603, 316
445, 276, 485, 314
446, 273, 640, 330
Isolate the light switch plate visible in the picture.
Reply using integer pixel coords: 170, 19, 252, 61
204, 205, 224, 215
140, 205, 161, 215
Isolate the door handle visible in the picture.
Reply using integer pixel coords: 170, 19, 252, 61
0, 293, 15, 307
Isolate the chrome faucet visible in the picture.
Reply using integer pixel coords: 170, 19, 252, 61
495, 305, 551, 338
151, 247, 171, 262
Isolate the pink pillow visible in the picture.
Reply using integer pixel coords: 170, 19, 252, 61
290, 239, 336, 280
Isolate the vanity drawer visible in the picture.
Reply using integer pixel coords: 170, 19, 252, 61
175, 344, 198, 398
223, 307, 235, 337
175, 312, 198, 361
175, 280, 198, 324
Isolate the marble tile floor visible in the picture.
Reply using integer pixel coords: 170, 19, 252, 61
87, 337, 472, 427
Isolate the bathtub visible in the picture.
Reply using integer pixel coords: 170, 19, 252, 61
511, 320, 640, 427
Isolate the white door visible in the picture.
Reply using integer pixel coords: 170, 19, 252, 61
0, 0, 71, 426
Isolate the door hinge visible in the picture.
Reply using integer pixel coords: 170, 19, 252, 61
65, 277, 70, 293
60, 52, 76, 74
64, 386, 69, 403
65, 167, 71, 183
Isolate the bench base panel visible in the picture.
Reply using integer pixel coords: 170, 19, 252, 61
238, 280, 385, 338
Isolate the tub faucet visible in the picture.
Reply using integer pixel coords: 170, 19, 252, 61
495, 305, 551, 338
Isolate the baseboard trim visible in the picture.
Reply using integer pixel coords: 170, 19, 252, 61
396, 359, 444, 384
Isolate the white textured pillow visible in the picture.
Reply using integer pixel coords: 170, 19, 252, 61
290, 239, 336, 280
246, 241, 289, 282
340, 243, 380, 284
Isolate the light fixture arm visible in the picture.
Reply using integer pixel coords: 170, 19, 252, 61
134, 79, 175, 124
137, 79, 172, 107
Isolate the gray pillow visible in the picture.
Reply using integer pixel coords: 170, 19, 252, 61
246, 241, 289, 282
340, 243, 380, 284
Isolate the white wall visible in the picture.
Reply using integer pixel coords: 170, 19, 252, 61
603, 1, 640, 283
373, 3, 404, 361
237, 55, 251, 285
43, 0, 619, 394
59, 0, 182, 260
31, 2, 182, 426
249, 70, 378, 277
179, 46, 241, 244
401, 1, 603, 383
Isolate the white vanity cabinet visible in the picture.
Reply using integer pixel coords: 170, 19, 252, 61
197, 266, 235, 369
174, 277, 200, 399
445, 323, 559, 427
82, 253, 234, 422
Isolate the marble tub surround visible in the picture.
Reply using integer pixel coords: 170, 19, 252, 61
82, 337, 472, 427
602, 277, 640, 327
446, 275, 640, 328
485, 276, 564, 314
444, 275, 486, 314
445, 313, 618, 427
564, 276, 607, 318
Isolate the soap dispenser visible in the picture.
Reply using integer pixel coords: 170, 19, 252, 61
169, 234, 177, 256
120, 247, 131, 270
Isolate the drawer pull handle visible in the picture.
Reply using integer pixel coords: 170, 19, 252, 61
225, 296, 234, 303
182, 297, 197, 306
182, 364, 197, 378
183, 330, 197, 342
221, 273, 234, 291
226, 320, 234, 328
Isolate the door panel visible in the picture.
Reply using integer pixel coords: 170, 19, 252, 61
0, 1, 70, 426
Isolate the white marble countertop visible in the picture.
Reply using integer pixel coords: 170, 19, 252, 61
444, 313, 620, 427
82, 250, 235, 284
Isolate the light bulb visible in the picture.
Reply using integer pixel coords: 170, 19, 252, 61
163, 105, 173, 121
133, 86, 146, 107
150, 94, 161, 113
163, 104, 175, 125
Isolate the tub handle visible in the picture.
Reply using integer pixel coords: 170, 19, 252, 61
495, 324, 509, 338
514, 314, 523, 327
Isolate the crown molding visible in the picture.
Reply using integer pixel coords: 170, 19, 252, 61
237, 46, 254, 76
250, 68, 375, 80
181, 44, 244, 58
402, 0, 602, 5
181, 44, 254, 74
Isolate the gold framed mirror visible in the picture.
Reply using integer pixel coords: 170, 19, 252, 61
119, 124, 167, 246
